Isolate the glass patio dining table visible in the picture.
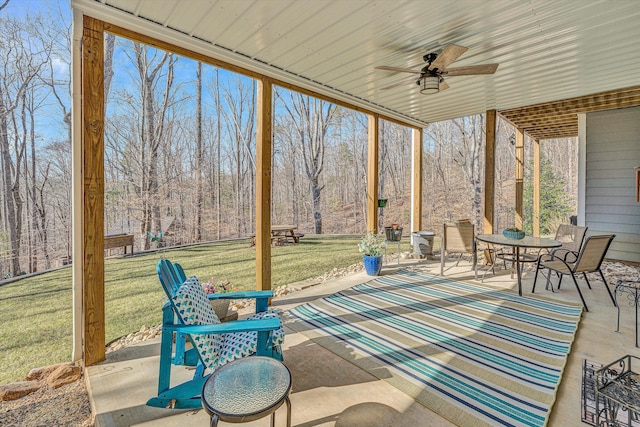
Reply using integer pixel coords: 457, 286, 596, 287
476, 234, 562, 296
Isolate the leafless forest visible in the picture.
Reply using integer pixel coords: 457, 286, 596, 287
0, 3, 577, 277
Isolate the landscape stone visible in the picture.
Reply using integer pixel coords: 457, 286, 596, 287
46, 364, 82, 389
0, 381, 41, 401
26, 362, 75, 381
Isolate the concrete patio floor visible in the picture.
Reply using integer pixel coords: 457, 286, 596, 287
86, 257, 640, 426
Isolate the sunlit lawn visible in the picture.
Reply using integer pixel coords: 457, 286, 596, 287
0, 234, 397, 384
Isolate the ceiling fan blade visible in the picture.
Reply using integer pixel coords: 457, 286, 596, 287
428, 44, 468, 71
375, 65, 420, 74
380, 79, 413, 90
439, 78, 450, 91
444, 63, 499, 76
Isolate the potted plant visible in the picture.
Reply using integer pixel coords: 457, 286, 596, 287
502, 227, 525, 240
202, 277, 237, 319
359, 230, 386, 276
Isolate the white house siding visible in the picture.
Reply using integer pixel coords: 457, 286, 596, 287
585, 106, 640, 262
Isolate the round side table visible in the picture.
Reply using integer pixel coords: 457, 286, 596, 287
201, 356, 292, 427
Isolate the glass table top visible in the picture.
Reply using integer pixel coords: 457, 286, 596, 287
476, 233, 562, 249
202, 356, 291, 418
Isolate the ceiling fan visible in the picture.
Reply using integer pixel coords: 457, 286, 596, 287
375, 44, 498, 94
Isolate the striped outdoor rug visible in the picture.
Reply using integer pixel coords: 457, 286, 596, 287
286, 269, 582, 427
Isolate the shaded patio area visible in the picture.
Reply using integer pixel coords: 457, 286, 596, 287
86, 257, 640, 426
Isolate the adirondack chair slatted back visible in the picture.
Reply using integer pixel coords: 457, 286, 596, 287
157, 259, 184, 300
573, 235, 615, 273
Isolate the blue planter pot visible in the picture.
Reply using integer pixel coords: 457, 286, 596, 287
364, 255, 383, 276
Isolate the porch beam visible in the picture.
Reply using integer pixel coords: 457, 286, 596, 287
101, 22, 423, 130
367, 114, 379, 234
499, 86, 640, 141
533, 138, 541, 236
500, 87, 640, 116
484, 110, 496, 234
411, 128, 423, 233
81, 15, 105, 366
515, 128, 524, 230
255, 77, 272, 291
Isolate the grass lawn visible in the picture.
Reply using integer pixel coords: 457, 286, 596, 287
0, 234, 399, 384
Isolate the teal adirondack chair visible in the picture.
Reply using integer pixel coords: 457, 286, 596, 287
147, 259, 284, 409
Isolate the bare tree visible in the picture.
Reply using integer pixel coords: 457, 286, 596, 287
451, 115, 484, 226
0, 16, 49, 276
276, 90, 336, 234
220, 75, 255, 236
131, 42, 176, 249
195, 62, 203, 240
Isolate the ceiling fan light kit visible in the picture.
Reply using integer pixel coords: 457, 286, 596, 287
376, 44, 498, 94
419, 76, 440, 94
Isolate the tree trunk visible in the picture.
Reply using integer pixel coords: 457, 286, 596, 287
215, 68, 221, 240
0, 90, 22, 276
195, 62, 203, 241
28, 96, 37, 272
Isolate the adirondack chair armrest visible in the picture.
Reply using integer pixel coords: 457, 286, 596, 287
168, 318, 281, 335
207, 290, 273, 313
207, 290, 273, 300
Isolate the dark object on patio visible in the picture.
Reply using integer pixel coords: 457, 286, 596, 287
595, 355, 640, 426
580, 359, 639, 426
440, 222, 476, 279
377, 198, 388, 208
532, 234, 617, 312
384, 226, 402, 242
582, 359, 600, 425
148, 259, 284, 409
202, 356, 292, 427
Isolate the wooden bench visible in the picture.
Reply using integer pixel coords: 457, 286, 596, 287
104, 234, 134, 256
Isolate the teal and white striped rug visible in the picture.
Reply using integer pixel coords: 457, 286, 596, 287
286, 269, 582, 427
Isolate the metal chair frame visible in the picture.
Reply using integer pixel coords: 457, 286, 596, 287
532, 234, 617, 312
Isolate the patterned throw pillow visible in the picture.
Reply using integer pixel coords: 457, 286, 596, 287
218, 310, 286, 366
172, 281, 223, 370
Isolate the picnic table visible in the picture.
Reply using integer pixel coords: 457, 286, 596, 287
250, 225, 304, 246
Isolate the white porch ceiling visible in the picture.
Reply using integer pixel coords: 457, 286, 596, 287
74, 0, 640, 128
